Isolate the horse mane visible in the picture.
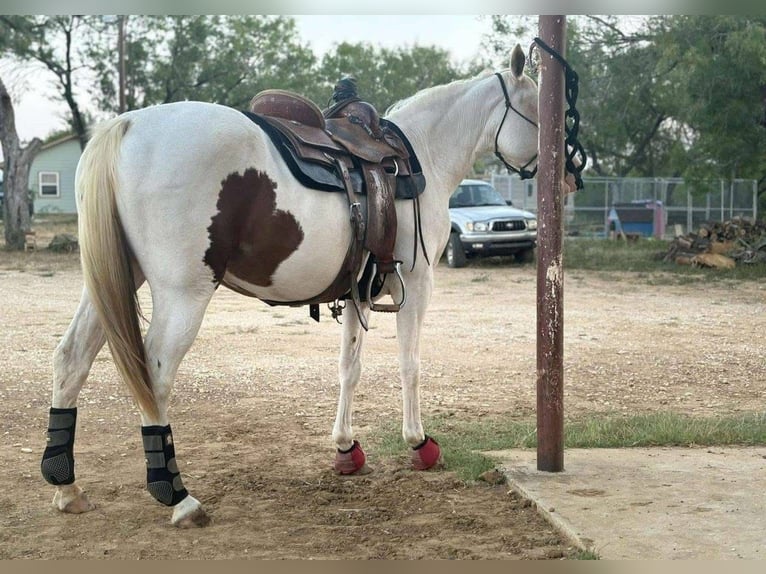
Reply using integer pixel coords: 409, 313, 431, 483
384, 68, 496, 116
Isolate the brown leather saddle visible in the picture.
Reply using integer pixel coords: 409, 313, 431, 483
246, 83, 427, 328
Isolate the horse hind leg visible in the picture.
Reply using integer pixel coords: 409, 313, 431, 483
139, 284, 215, 528
44, 267, 147, 513
42, 287, 111, 513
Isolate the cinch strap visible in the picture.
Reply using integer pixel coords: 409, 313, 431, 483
141, 425, 188, 506
41, 407, 77, 486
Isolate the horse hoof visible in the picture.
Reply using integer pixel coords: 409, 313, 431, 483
174, 507, 211, 529
53, 485, 95, 514
411, 435, 441, 470
334, 440, 366, 475
171, 496, 211, 528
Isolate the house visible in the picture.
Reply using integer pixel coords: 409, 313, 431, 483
0, 134, 82, 215
29, 134, 82, 214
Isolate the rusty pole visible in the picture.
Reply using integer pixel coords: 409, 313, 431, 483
536, 15, 566, 472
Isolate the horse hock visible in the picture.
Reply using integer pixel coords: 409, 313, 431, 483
142, 425, 189, 506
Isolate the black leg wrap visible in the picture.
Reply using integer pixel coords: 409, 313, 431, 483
41, 407, 77, 485
142, 425, 188, 506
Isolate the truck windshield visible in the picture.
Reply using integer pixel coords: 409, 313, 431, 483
449, 184, 507, 208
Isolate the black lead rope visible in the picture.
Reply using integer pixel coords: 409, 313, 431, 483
530, 36, 587, 191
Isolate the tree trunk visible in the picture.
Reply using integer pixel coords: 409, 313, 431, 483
0, 74, 43, 250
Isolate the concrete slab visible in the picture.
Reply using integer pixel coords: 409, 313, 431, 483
489, 447, 766, 559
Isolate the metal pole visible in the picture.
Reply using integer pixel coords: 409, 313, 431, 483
687, 189, 693, 233
720, 179, 725, 222
536, 15, 566, 472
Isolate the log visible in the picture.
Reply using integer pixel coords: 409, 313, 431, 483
691, 253, 736, 269
662, 217, 766, 268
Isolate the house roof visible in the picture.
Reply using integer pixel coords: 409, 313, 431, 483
40, 133, 79, 151
0, 133, 78, 171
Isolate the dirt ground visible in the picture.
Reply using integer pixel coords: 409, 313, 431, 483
0, 250, 764, 559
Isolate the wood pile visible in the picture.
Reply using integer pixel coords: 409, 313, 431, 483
662, 218, 766, 268
47, 233, 79, 253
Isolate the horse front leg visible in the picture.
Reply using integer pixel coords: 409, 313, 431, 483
332, 302, 371, 474
42, 288, 107, 514
395, 272, 441, 470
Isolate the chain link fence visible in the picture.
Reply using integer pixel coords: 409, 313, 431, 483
490, 174, 759, 238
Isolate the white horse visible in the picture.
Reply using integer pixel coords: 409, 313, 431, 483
41, 45, 539, 527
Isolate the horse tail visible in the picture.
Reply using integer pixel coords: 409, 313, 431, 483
77, 117, 159, 420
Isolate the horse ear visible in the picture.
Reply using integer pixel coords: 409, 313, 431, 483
510, 44, 525, 79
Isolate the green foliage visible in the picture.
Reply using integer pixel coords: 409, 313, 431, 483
653, 16, 766, 186
566, 18, 685, 178
487, 15, 766, 206
369, 418, 499, 482
316, 42, 473, 112
563, 237, 766, 282
372, 411, 766, 482
84, 16, 318, 112
563, 412, 766, 448
564, 238, 673, 272
0, 16, 94, 147
574, 550, 601, 560
1, 15, 478, 139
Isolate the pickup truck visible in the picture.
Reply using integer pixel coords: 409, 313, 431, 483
445, 179, 537, 268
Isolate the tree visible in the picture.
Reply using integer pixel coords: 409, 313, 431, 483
316, 42, 477, 112
486, 14, 766, 208
87, 15, 319, 113
0, 74, 41, 250
0, 16, 94, 150
564, 17, 687, 178
0, 16, 318, 146
652, 16, 766, 192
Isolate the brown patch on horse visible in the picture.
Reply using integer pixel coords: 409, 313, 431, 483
204, 168, 304, 287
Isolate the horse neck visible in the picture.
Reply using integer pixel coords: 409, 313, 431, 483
388, 75, 503, 198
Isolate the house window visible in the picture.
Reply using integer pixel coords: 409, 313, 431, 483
39, 172, 60, 197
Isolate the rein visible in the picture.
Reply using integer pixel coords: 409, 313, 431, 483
494, 38, 588, 190
530, 37, 587, 190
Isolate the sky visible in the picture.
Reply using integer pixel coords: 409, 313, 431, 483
1, 15, 504, 148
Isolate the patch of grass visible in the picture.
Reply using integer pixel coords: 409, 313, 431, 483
573, 549, 601, 560
563, 238, 766, 282
564, 238, 670, 273
470, 272, 490, 283
0, 249, 80, 273
565, 411, 766, 448
372, 412, 766, 482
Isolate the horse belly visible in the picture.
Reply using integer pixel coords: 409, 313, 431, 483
210, 169, 353, 302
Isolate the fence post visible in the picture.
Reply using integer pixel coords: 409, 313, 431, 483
687, 189, 693, 233
536, 15, 566, 472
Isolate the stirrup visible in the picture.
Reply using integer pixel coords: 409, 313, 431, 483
367, 261, 406, 313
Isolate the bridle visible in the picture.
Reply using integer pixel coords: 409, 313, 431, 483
493, 72, 538, 180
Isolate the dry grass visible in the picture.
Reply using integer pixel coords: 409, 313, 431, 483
0, 214, 79, 268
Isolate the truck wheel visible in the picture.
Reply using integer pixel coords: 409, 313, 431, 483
514, 248, 535, 264
446, 232, 467, 268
